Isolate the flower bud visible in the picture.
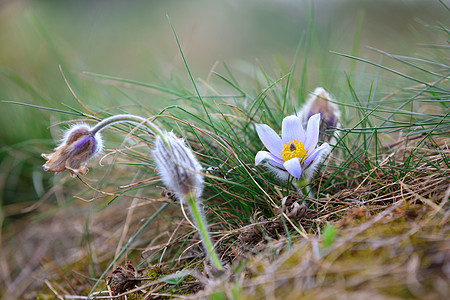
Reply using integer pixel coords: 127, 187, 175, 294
42, 124, 103, 176
152, 132, 203, 201
297, 87, 341, 145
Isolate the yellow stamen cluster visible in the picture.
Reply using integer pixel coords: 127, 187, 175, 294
281, 139, 307, 162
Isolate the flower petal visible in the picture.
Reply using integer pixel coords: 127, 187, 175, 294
255, 151, 284, 167
255, 124, 283, 157
281, 115, 306, 144
283, 158, 302, 178
304, 143, 330, 166
304, 113, 321, 153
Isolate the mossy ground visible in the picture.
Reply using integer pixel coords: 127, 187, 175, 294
200, 203, 448, 300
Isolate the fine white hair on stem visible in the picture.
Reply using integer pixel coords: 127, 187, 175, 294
89, 114, 163, 137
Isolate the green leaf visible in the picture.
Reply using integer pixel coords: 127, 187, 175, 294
159, 271, 187, 285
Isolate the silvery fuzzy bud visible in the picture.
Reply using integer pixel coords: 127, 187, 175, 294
42, 124, 103, 177
297, 87, 341, 145
152, 131, 204, 201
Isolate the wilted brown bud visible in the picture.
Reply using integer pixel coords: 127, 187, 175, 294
107, 261, 143, 295
42, 124, 103, 177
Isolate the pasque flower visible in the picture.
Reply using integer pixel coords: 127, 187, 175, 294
297, 87, 341, 145
42, 124, 103, 176
152, 131, 223, 271
152, 131, 204, 201
42, 114, 162, 176
255, 113, 331, 185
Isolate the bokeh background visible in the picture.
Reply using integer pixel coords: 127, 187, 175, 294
0, 0, 447, 297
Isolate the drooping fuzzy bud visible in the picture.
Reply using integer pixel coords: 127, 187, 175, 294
152, 131, 204, 201
42, 124, 103, 177
297, 87, 341, 145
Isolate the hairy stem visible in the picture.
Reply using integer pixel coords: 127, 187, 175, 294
185, 194, 224, 271
294, 178, 310, 196
90, 114, 163, 138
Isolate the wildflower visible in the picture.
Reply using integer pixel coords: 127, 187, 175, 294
42, 124, 103, 176
152, 131, 223, 271
255, 113, 331, 188
152, 131, 204, 201
297, 87, 341, 145
42, 114, 162, 176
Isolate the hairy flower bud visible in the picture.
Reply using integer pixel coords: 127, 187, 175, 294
42, 124, 103, 176
152, 132, 203, 201
297, 87, 341, 145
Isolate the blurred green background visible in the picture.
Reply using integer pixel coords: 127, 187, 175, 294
0, 0, 446, 225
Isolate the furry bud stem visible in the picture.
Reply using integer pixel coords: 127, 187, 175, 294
90, 114, 163, 138
153, 131, 223, 271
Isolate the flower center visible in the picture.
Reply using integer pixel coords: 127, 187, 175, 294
281, 139, 307, 162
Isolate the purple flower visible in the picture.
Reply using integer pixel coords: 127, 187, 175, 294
297, 87, 341, 146
255, 114, 331, 182
42, 124, 103, 177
